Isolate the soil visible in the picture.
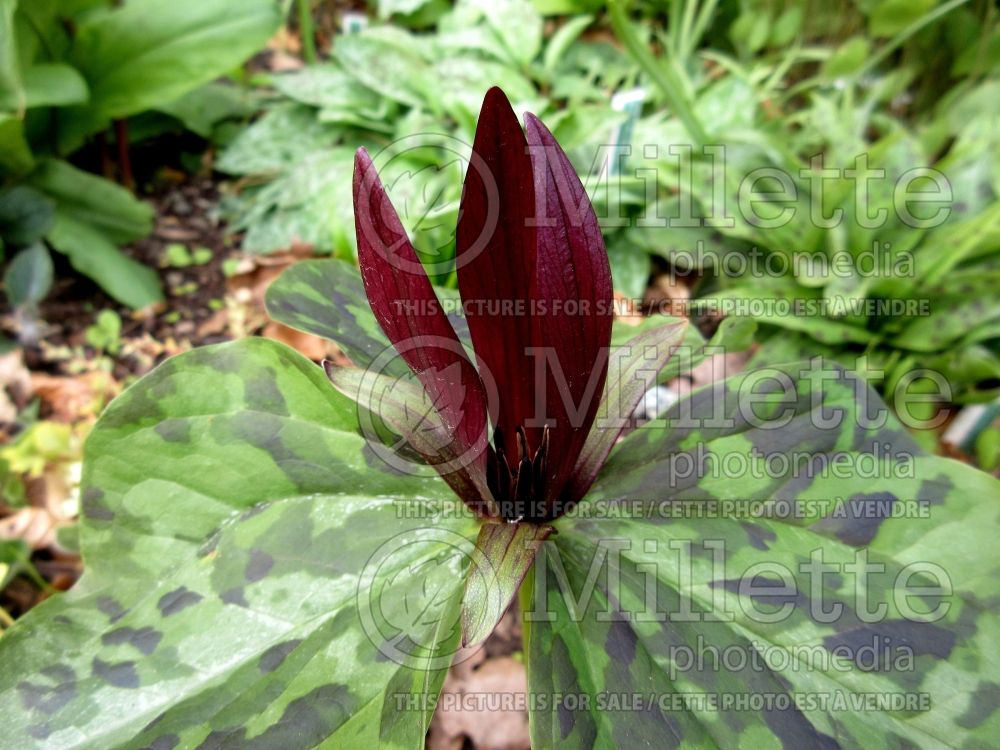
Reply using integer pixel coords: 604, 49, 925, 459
20, 173, 233, 386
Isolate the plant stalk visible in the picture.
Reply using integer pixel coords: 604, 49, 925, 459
297, 0, 318, 64
609, 0, 709, 146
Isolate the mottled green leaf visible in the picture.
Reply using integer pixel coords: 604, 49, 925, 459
894, 270, 1000, 353
323, 361, 494, 515
523, 360, 1000, 749
215, 103, 343, 177
266, 258, 404, 374
266, 258, 476, 371
270, 65, 379, 112
475, 0, 543, 66
0, 338, 478, 748
332, 29, 431, 108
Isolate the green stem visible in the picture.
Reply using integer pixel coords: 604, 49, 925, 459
678, 0, 699, 61
668, 0, 683, 54
0, 605, 14, 628
688, 0, 720, 60
296, 0, 318, 64
16, 549, 56, 595
857, 0, 971, 78
609, 0, 709, 146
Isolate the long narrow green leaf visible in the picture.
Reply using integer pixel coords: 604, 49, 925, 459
608, 0, 708, 145
858, 0, 972, 78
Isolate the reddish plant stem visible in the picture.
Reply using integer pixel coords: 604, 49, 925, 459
114, 119, 134, 190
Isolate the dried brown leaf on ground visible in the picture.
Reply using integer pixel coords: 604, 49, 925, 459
644, 271, 692, 318
613, 291, 645, 327
0, 507, 60, 550
428, 654, 530, 750
30, 371, 119, 424
667, 349, 754, 401
428, 608, 530, 750
0, 351, 32, 426
262, 322, 342, 362
228, 246, 350, 361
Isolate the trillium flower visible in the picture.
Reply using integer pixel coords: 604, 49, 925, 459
351, 87, 621, 521
339, 87, 686, 645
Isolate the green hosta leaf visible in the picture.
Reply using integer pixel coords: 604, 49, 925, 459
0, 185, 54, 245
0, 338, 479, 748
58, 0, 282, 151
21, 63, 88, 108
47, 214, 162, 308
154, 81, 257, 138
0, 0, 22, 114
523, 360, 1000, 749
28, 159, 152, 244
4, 242, 53, 307
0, 114, 33, 175
462, 521, 552, 648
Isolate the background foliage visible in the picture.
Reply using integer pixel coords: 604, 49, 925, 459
0, 1, 999, 748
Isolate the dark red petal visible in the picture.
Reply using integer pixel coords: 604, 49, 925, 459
455, 87, 542, 452
524, 112, 614, 507
354, 148, 493, 512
